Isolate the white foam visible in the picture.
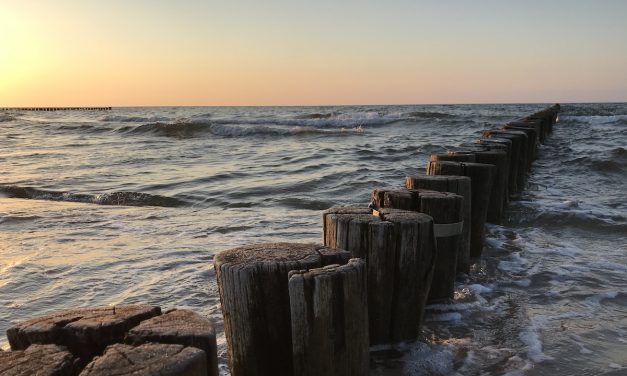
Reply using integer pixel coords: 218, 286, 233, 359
513, 279, 531, 287
498, 252, 528, 273
401, 342, 456, 375
99, 114, 171, 122
467, 283, 494, 295
561, 114, 627, 124
426, 312, 463, 322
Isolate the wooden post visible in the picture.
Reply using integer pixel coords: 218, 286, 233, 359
214, 243, 350, 376
79, 343, 207, 376
426, 161, 495, 258
371, 188, 465, 287
0, 344, 78, 376
323, 207, 436, 345
429, 153, 476, 163
477, 138, 517, 195
125, 309, 219, 376
7, 305, 161, 361
289, 259, 369, 376
450, 148, 509, 224
483, 130, 529, 189
420, 192, 463, 301
503, 123, 538, 162
405, 175, 472, 273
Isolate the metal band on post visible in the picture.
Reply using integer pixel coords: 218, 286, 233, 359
433, 221, 464, 238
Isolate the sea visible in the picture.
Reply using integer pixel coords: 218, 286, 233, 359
1, 103, 625, 375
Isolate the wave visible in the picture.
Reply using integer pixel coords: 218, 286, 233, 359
0, 113, 15, 122
403, 111, 452, 119
117, 120, 365, 138
99, 114, 171, 123
0, 186, 185, 207
561, 115, 627, 125
294, 112, 335, 119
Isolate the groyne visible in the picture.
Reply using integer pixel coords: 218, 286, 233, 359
2, 104, 560, 375
0, 107, 112, 111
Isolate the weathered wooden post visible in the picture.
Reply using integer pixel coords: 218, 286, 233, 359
7, 305, 161, 361
0, 344, 78, 376
79, 343, 207, 376
416, 192, 463, 300
126, 309, 219, 376
449, 147, 508, 224
477, 138, 517, 194
483, 130, 529, 189
503, 123, 538, 162
323, 207, 436, 345
289, 259, 369, 376
371, 188, 465, 293
405, 175, 471, 272
426, 161, 494, 258
214, 243, 350, 376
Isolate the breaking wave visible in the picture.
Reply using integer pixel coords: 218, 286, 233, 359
0, 113, 15, 122
0, 186, 185, 207
99, 114, 171, 123
117, 120, 365, 138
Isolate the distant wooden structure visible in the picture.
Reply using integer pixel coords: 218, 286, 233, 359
0, 107, 112, 111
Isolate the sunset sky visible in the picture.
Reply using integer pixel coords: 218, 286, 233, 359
1, 0, 626, 106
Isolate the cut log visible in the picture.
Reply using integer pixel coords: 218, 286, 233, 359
405, 175, 472, 272
426, 161, 495, 258
6, 305, 161, 361
0, 344, 77, 376
79, 343, 206, 376
214, 242, 350, 376
449, 148, 508, 224
126, 309, 218, 376
323, 207, 436, 345
289, 259, 368, 376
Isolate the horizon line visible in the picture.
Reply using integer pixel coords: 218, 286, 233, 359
2, 100, 626, 109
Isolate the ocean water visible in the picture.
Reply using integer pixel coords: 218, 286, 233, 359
1, 103, 626, 375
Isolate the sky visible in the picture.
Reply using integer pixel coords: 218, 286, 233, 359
1, 0, 626, 106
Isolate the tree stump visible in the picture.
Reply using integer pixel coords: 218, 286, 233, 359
371, 187, 465, 286
0, 344, 77, 376
6, 305, 161, 361
323, 207, 436, 345
79, 343, 206, 376
405, 175, 472, 272
126, 309, 218, 376
214, 243, 350, 376
289, 259, 369, 376
483, 130, 528, 189
426, 161, 495, 258
450, 148, 508, 224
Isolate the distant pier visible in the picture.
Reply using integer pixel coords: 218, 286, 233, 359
1, 107, 112, 111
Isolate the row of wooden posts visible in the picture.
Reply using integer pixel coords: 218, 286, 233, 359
0, 107, 112, 111
214, 104, 561, 376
